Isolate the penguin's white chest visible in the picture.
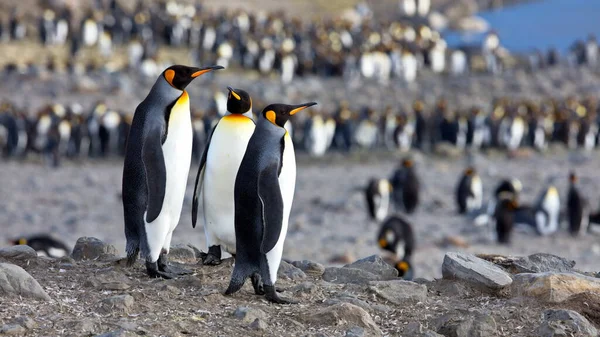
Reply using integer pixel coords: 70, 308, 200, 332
202, 115, 256, 253
160, 96, 193, 229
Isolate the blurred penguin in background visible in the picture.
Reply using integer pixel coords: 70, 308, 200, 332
377, 215, 415, 280
390, 157, 420, 214
567, 171, 589, 236
456, 167, 483, 214
365, 178, 393, 222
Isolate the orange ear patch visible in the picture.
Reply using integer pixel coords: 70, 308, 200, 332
165, 69, 175, 86
18, 238, 27, 245
266, 110, 276, 124
397, 261, 409, 272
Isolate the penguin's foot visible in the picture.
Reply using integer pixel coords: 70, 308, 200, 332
264, 285, 298, 304
146, 261, 177, 279
201, 245, 222, 265
251, 273, 264, 295
158, 253, 192, 276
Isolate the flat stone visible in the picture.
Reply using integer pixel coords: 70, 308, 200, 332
344, 255, 398, 280
305, 303, 382, 337
0, 263, 51, 300
99, 295, 134, 314
72, 237, 118, 261
0, 245, 38, 261
405, 322, 444, 337
95, 330, 135, 337
278, 260, 307, 281
322, 267, 380, 285
291, 260, 326, 277
0, 324, 26, 335
513, 254, 576, 274
249, 318, 268, 331
12, 316, 37, 330
434, 312, 497, 337
324, 293, 373, 312
233, 306, 267, 324
292, 281, 317, 295
538, 309, 598, 337
442, 252, 513, 289
168, 244, 197, 263
511, 272, 600, 303
368, 280, 427, 304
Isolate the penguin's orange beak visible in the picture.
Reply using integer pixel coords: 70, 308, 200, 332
191, 65, 224, 78
289, 102, 317, 115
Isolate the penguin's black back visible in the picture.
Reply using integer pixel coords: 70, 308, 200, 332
365, 178, 379, 220
567, 185, 585, 235
495, 199, 514, 244
377, 215, 415, 258
456, 174, 472, 214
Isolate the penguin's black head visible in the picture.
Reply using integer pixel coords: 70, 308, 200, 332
226, 87, 252, 114
10, 237, 27, 246
163, 65, 224, 90
395, 260, 412, 279
569, 171, 578, 184
262, 102, 317, 127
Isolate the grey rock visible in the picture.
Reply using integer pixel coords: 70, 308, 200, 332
13, 316, 37, 330
95, 330, 135, 337
72, 237, 118, 261
345, 326, 366, 337
99, 295, 134, 314
538, 309, 598, 337
233, 306, 267, 324
322, 267, 380, 285
434, 312, 497, 337
325, 293, 373, 312
249, 318, 268, 331
0, 262, 51, 300
292, 281, 317, 295
344, 255, 398, 280
511, 272, 600, 303
85, 271, 131, 290
168, 244, 197, 263
65, 319, 96, 333
368, 280, 427, 305
306, 303, 382, 337
0, 245, 38, 261
405, 322, 444, 337
278, 260, 307, 280
442, 252, 513, 289
513, 254, 576, 274
291, 260, 326, 276
0, 324, 26, 335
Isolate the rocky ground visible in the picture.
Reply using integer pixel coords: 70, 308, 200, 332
1, 240, 599, 337
2, 148, 600, 281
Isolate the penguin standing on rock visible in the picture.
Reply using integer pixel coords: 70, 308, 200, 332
377, 215, 415, 280
225, 102, 317, 304
390, 158, 420, 214
456, 167, 483, 214
122, 64, 223, 279
567, 172, 589, 236
365, 178, 392, 222
192, 87, 255, 266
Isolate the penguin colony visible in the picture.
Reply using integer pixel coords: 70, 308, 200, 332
4, 95, 600, 166
120, 63, 316, 303
0, 1, 597, 80
366, 163, 600, 280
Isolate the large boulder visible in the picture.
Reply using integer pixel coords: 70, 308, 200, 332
442, 252, 513, 290
538, 309, 598, 337
0, 263, 50, 301
72, 237, 118, 261
511, 272, 600, 303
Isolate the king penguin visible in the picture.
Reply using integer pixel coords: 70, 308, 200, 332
122, 64, 223, 279
456, 167, 483, 214
225, 101, 317, 304
365, 178, 393, 222
191, 87, 255, 265
567, 171, 589, 236
377, 215, 415, 280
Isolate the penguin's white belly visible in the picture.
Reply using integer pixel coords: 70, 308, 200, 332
202, 116, 255, 253
266, 132, 296, 283
144, 95, 192, 261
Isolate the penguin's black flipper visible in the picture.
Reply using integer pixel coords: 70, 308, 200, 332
258, 163, 284, 254
191, 122, 218, 228
142, 124, 167, 223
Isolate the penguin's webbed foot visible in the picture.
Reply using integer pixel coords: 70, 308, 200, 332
146, 261, 177, 279
251, 273, 264, 295
264, 285, 298, 304
201, 245, 222, 266
158, 253, 193, 275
